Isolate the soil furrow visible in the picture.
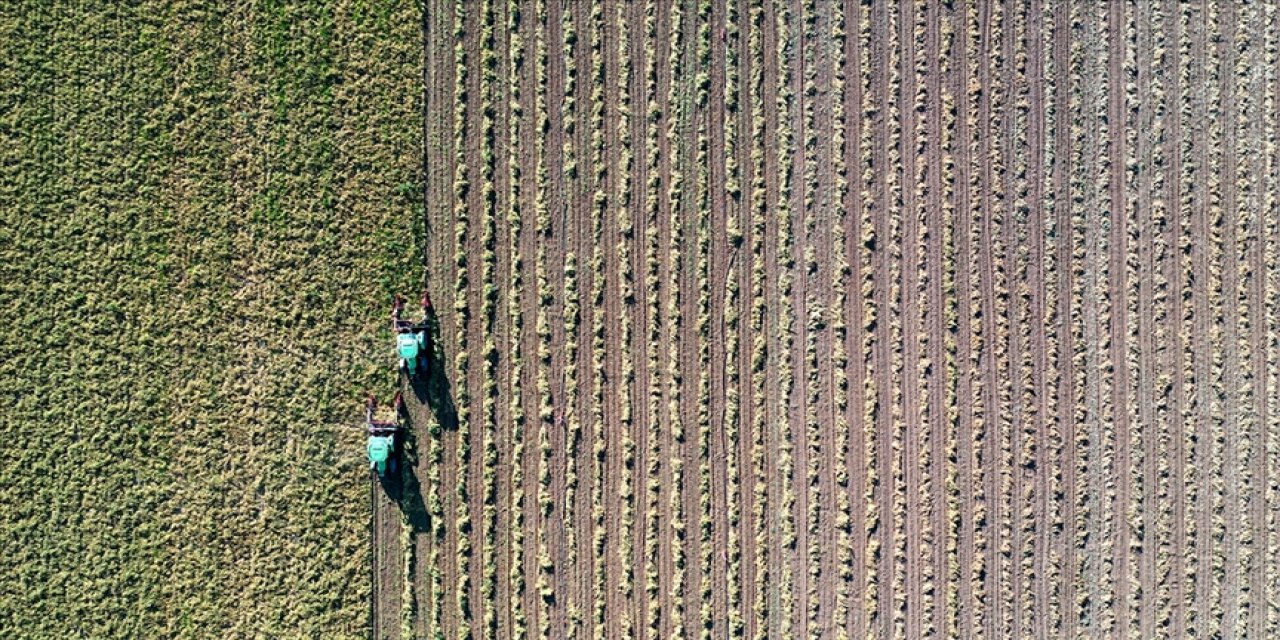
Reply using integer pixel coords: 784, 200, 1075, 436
545, 0, 572, 634
952, 1, 979, 635
1105, 4, 1134, 637
897, 0, 924, 633
372, 482, 403, 639
1161, 3, 1189, 637
707, 0, 734, 636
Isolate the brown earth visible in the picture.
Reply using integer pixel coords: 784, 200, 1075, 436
379, 1, 1280, 638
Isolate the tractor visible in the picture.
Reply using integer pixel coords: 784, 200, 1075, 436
365, 392, 406, 479
392, 291, 435, 378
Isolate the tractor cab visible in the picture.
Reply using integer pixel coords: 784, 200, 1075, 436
365, 393, 404, 479
397, 332, 421, 363
367, 434, 395, 476
392, 292, 431, 376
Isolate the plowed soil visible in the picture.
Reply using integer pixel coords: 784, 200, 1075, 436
380, 1, 1280, 638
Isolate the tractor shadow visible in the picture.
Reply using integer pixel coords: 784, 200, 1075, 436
391, 428, 431, 533
408, 319, 458, 435
390, 319, 457, 533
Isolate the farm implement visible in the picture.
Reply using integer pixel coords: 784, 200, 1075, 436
365, 392, 406, 479
392, 290, 435, 378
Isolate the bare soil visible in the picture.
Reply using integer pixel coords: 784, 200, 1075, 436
387, 1, 1280, 638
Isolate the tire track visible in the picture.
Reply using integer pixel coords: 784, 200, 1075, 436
1079, 4, 1108, 634
1186, 3, 1213, 633
1132, 3, 1159, 638
1163, 3, 1189, 637
570, 2, 603, 635
952, 1, 979, 635
372, 481, 403, 639
897, 0, 925, 633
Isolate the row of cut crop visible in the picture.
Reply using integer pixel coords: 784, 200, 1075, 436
450, 1, 475, 637
613, 0, 638, 636
559, 0, 583, 631
721, 1, 745, 635
692, 0, 714, 638
772, 1, 797, 637
746, 1, 770, 637
504, 0, 528, 636
829, 2, 854, 638
478, 2, 502, 638
586, 0, 608, 635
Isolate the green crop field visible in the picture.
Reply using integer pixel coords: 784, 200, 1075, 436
0, 1, 423, 637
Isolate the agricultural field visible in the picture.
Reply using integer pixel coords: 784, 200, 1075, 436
4, 0, 1280, 639
404, 0, 1280, 639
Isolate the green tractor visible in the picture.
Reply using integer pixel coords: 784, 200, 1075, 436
365, 393, 405, 479
392, 291, 434, 378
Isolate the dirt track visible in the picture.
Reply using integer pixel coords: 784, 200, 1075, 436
377, 1, 1280, 638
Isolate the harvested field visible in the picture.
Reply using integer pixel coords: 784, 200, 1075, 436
400, 1, 1280, 639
